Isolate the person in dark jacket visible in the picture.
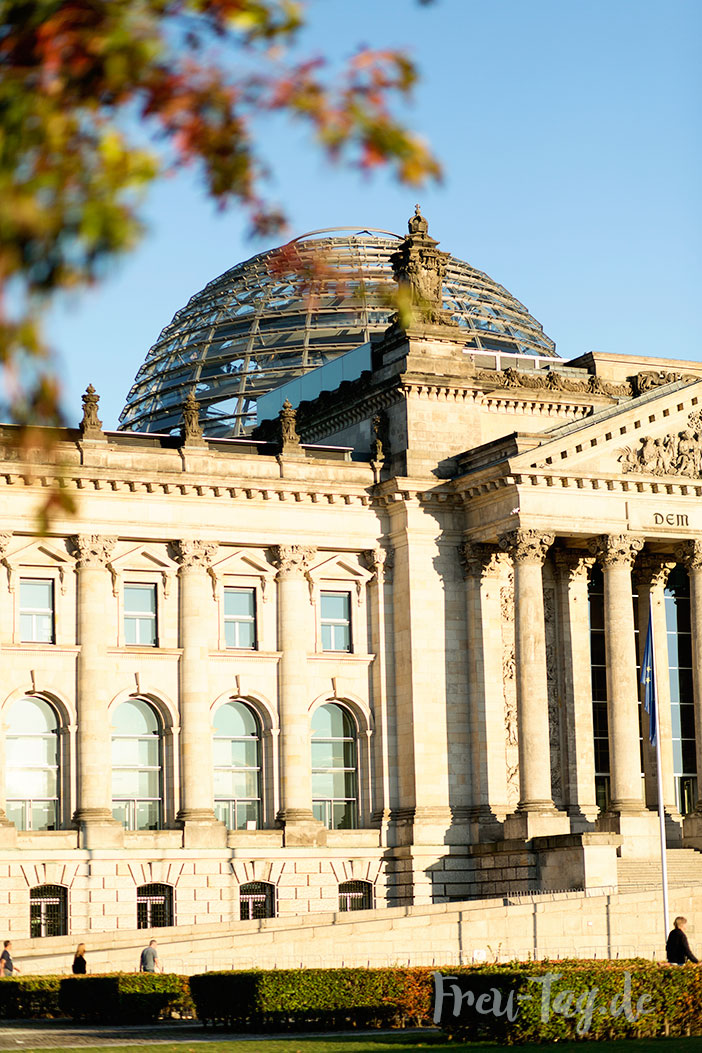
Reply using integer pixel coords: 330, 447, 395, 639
72, 943, 87, 974
666, 917, 699, 965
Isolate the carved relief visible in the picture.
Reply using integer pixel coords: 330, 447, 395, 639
500, 572, 519, 805
269, 544, 317, 579
362, 547, 392, 584
69, 535, 117, 567
543, 585, 563, 803
0, 532, 12, 557
634, 370, 700, 395
172, 540, 218, 569
619, 430, 702, 478
499, 529, 554, 565
588, 534, 644, 568
474, 368, 631, 399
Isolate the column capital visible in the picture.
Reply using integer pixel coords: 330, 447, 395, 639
0, 532, 12, 557
588, 533, 644, 568
554, 549, 594, 584
460, 540, 503, 579
633, 554, 676, 591
270, 544, 317, 579
362, 547, 393, 583
498, 529, 554, 566
69, 534, 117, 568
172, 539, 218, 570
676, 539, 702, 571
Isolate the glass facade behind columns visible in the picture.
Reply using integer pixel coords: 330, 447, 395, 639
666, 565, 698, 814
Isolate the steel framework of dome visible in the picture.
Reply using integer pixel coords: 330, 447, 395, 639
118, 228, 558, 437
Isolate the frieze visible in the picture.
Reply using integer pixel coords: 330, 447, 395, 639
633, 370, 701, 396
619, 429, 702, 478
474, 368, 631, 399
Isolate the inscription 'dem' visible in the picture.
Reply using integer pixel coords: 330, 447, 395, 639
653, 512, 689, 527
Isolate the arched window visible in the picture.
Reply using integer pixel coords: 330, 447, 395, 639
311, 702, 358, 829
136, 883, 173, 928
338, 880, 372, 912
6, 696, 60, 830
240, 881, 275, 920
213, 701, 262, 829
111, 699, 163, 830
30, 884, 67, 937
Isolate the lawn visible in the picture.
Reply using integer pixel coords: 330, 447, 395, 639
10, 1037, 702, 1053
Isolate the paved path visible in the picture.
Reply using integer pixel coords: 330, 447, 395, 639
0, 1022, 430, 1049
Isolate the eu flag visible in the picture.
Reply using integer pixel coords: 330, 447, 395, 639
640, 600, 657, 746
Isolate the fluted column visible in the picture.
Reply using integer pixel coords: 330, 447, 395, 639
634, 555, 679, 832
461, 541, 509, 834
271, 545, 320, 839
588, 534, 645, 813
677, 541, 702, 838
498, 530, 568, 838
554, 551, 598, 825
70, 535, 122, 847
173, 540, 224, 843
0, 532, 15, 837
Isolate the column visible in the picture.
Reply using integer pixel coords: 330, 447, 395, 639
634, 555, 680, 838
587, 534, 646, 815
173, 540, 224, 845
461, 541, 509, 837
0, 532, 15, 840
363, 547, 393, 835
498, 529, 569, 837
677, 541, 702, 844
270, 545, 321, 843
553, 551, 598, 826
70, 534, 122, 848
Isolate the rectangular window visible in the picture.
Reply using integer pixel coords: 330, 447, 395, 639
20, 579, 55, 643
320, 591, 351, 652
224, 587, 256, 649
124, 584, 157, 646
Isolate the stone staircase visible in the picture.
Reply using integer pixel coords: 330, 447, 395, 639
617, 848, 702, 891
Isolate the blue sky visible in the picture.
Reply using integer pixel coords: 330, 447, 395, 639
49, 0, 701, 429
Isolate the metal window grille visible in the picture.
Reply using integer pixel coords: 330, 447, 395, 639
240, 881, 275, 920
338, 880, 372, 912
136, 883, 173, 929
30, 885, 67, 937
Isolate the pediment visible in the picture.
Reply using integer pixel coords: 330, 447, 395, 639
308, 553, 372, 584
4, 539, 73, 568
212, 548, 275, 578
510, 377, 702, 481
110, 544, 177, 572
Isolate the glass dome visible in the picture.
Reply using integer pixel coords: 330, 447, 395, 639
118, 227, 557, 437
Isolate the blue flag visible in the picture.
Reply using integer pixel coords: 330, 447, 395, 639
640, 600, 657, 746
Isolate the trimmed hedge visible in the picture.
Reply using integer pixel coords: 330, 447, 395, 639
0, 975, 63, 1019
189, 962, 702, 1041
58, 973, 194, 1023
189, 967, 432, 1030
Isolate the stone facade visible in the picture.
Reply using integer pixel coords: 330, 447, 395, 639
2, 223, 702, 946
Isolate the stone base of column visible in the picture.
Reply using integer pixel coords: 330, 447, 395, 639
682, 809, 702, 851
277, 810, 327, 848
504, 807, 570, 841
73, 810, 124, 849
390, 806, 455, 847
177, 810, 227, 848
596, 809, 661, 859
468, 805, 508, 844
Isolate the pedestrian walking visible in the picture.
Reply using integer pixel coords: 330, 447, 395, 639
72, 943, 87, 974
666, 917, 699, 965
139, 939, 162, 973
0, 940, 20, 976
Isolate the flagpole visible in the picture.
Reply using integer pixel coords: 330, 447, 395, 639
649, 593, 670, 939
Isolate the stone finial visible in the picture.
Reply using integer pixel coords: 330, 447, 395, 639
408, 203, 429, 236
182, 390, 205, 445
279, 399, 300, 451
390, 207, 457, 328
80, 384, 104, 439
